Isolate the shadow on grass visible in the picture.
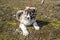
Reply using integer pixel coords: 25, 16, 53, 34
36, 20, 50, 28
28, 20, 50, 29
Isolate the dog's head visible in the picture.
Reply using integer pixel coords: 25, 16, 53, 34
24, 6, 37, 20
16, 6, 37, 21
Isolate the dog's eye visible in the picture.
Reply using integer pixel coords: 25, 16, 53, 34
32, 13, 36, 15
30, 12, 32, 14
32, 9, 36, 13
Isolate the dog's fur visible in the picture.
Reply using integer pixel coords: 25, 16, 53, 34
16, 6, 40, 36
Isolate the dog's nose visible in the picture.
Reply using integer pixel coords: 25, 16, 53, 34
27, 14, 31, 20
27, 17, 30, 20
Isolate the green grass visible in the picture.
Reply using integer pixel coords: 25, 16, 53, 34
0, 0, 60, 40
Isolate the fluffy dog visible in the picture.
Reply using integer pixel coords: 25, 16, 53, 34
16, 6, 40, 36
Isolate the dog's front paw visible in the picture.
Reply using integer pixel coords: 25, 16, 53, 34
23, 31, 29, 36
15, 29, 22, 34
33, 22, 40, 30
34, 26, 40, 30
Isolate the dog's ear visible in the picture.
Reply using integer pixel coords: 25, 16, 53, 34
25, 6, 37, 13
31, 7, 37, 13
32, 9, 36, 13
16, 10, 23, 21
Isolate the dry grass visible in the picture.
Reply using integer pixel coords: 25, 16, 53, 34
0, 0, 60, 40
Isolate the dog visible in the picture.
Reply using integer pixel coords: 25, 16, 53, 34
16, 6, 40, 36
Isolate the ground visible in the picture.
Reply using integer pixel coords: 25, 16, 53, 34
0, 0, 60, 40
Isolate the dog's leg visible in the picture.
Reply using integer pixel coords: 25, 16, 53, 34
33, 21, 40, 30
19, 24, 29, 36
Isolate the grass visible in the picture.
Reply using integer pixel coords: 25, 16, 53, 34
0, 0, 60, 40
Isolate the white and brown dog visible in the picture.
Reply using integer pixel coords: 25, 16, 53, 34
16, 6, 40, 36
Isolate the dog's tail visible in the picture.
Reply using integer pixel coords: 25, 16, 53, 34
16, 10, 23, 21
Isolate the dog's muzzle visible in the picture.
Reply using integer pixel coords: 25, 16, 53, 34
26, 14, 31, 20
26, 14, 36, 20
